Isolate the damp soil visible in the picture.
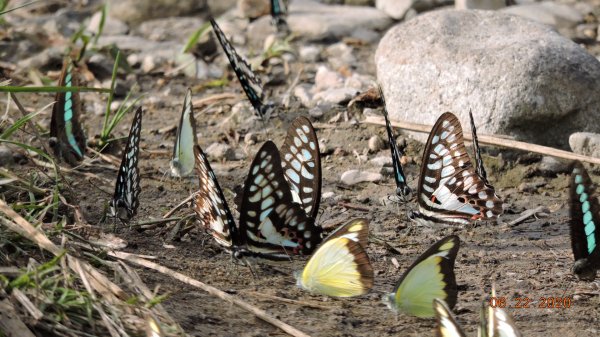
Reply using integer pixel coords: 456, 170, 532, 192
12, 41, 600, 337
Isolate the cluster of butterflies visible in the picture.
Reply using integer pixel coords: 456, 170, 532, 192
46, 9, 600, 337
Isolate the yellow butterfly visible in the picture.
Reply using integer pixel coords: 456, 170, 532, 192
434, 298, 466, 337
296, 218, 373, 297
478, 285, 522, 337
384, 235, 460, 318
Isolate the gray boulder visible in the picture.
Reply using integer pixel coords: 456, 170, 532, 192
375, 9, 600, 148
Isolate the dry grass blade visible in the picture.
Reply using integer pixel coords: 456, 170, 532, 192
363, 115, 600, 165
11, 288, 43, 320
109, 250, 312, 337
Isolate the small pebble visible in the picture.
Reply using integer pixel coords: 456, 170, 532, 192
205, 142, 235, 161
309, 106, 324, 118
244, 132, 258, 145
368, 135, 385, 153
0, 145, 14, 166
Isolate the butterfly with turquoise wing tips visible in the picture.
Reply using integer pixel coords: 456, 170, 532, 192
296, 218, 373, 297
408, 112, 503, 226
193, 141, 323, 261
210, 18, 275, 121
280, 116, 322, 220
170, 88, 198, 178
49, 58, 87, 166
109, 107, 143, 223
384, 235, 460, 318
270, 0, 289, 33
378, 86, 411, 199
569, 161, 600, 281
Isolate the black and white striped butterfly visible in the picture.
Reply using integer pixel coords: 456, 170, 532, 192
379, 87, 410, 199
210, 18, 274, 121
280, 117, 321, 220
49, 58, 87, 166
170, 88, 197, 177
109, 107, 143, 223
569, 161, 600, 281
409, 112, 503, 226
270, 0, 289, 32
193, 141, 323, 261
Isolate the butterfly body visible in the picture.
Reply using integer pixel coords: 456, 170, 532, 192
378, 87, 410, 199
193, 141, 323, 262
297, 218, 373, 297
410, 112, 502, 226
109, 107, 143, 223
569, 161, 600, 281
210, 18, 275, 120
280, 117, 322, 220
49, 59, 87, 166
384, 235, 460, 318
170, 88, 198, 177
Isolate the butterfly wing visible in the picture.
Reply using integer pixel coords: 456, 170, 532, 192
323, 218, 369, 249
386, 235, 460, 318
415, 112, 502, 224
270, 0, 289, 31
479, 286, 522, 337
469, 111, 489, 186
379, 86, 410, 198
298, 236, 373, 297
109, 107, 142, 222
434, 298, 466, 337
193, 145, 238, 249
49, 58, 87, 166
170, 88, 197, 177
210, 18, 273, 120
569, 161, 600, 279
238, 141, 323, 258
280, 116, 322, 219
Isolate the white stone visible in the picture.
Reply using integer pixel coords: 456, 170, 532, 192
313, 66, 344, 92
313, 87, 359, 105
340, 170, 383, 185
569, 132, 600, 158
370, 156, 393, 167
376, 0, 413, 20
87, 11, 129, 36
375, 9, 600, 148
205, 142, 236, 161
299, 45, 322, 62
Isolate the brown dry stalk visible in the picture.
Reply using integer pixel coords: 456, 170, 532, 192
108, 251, 312, 337
363, 115, 600, 165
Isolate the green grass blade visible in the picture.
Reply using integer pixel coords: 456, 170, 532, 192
0, 102, 53, 139
0, 0, 44, 16
92, 3, 107, 46
182, 21, 211, 54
